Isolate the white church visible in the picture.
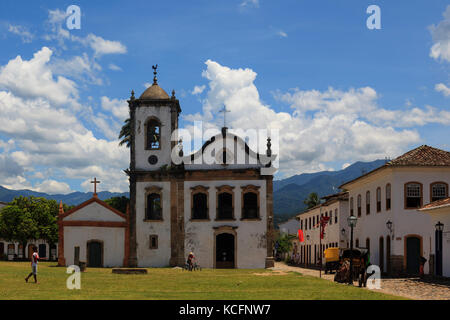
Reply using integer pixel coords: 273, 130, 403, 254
58, 68, 276, 269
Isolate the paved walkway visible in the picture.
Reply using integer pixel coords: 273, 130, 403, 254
272, 262, 450, 300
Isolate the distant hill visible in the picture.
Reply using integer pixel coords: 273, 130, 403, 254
273, 159, 386, 226
0, 186, 129, 206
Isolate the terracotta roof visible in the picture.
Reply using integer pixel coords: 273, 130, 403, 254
420, 197, 450, 211
340, 145, 450, 189
139, 83, 170, 100
387, 145, 450, 167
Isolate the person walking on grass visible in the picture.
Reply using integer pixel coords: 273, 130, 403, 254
25, 247, 42, 284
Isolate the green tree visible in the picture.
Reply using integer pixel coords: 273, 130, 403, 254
276, 233, 296, 254
0, 196, 70, 257
303, 192, 320, 209
0, 205, 37, 257
104, 196, 129, 214
118, 118, 131, 148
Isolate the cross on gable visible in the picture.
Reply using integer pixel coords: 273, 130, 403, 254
219, 105, 230, 128
91, 177, 101, 196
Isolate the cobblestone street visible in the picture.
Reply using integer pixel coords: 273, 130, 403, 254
272, 262, 450, 300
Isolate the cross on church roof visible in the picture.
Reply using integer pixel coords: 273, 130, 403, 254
219, 105, 230, 128
91, 177, 101, 197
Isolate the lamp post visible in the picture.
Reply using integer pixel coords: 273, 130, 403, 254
435, 221, 444, 276
347, 215, 358, 285
305, 235, 310, 268
386, 220, 393, 236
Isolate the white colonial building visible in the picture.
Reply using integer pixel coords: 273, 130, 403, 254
339, 145, 450, 275
295, 192, 349, 266
419, 197, 450, 277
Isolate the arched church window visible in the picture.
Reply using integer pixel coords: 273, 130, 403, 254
216, 186, 234, 220
192, 193, 208, 220
146, 193, 162, 220
241, 185, 260, 220
242, 192, 259, 219
146, 118, 161, 150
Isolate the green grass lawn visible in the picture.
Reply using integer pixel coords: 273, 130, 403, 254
0, 261, 405, 300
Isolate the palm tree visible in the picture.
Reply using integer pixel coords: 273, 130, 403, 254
119, 118, 131, 148
304, 192, 320, 209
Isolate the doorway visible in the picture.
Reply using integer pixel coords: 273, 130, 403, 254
405, 236, 421, 274
216, 233, 235, 269
87, 241, 103, 267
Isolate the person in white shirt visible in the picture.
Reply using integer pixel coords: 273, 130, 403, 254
25, 247, 42, 284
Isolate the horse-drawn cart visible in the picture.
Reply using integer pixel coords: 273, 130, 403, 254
334, 248, 370, 287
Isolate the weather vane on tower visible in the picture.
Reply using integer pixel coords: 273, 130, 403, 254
152, 64, 158, 84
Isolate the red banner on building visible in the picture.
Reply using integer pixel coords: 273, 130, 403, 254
298, 229, 304, 242
320, 216, 330, 239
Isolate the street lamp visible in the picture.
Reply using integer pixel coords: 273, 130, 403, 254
347, 215, 358, 284
386, 220, 393, 233
435, 221, 444, 276
341, 228, 346, 236
435, 221, 444, 232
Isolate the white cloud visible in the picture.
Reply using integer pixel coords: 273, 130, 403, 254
83, 34, 127, 57
0, 47, 129, 192
240, 0, 259, 8
435, 83, 450, 96
182, 60, 449, 178
429, 5, 450, 62
0, 47, 79, 108
278, 31, 288, 38
44, 9, 127, 58
101, 96, 128, 121
35, 179, 72, 194
109, 63, 122, 71
192, 85, 206, 95
50, 53, 103, 85
8, 24, 34, 43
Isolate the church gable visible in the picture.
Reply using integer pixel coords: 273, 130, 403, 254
62, 198, 126, 223
183, 129, 273, 170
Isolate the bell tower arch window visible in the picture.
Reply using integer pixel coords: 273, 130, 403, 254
145, 117, 161, 150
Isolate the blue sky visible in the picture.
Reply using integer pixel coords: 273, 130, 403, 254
0, 0, 449, 194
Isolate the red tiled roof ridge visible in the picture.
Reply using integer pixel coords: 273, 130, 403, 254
420, 197, 450, 210
387, 145, 450, 167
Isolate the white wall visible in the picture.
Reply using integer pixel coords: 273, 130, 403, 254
421, 207, 450, 277
64, 202, 124, 222
183, 179, 268, 269
136, 181, 171, 267
345, 167, 450, 274
64, 226, 125, 267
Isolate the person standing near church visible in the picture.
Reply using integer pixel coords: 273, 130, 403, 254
25, 247, 42, 284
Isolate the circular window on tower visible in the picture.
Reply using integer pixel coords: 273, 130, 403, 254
148, 155, 158, 165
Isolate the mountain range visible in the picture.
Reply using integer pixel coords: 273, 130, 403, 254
0, 159, 385, 224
